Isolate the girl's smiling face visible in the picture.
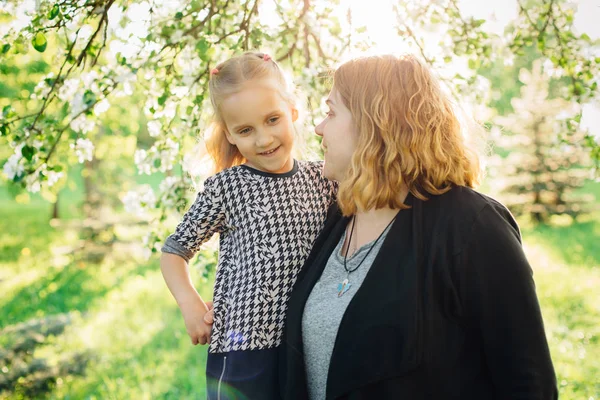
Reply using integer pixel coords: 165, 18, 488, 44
220, 79, 298, 174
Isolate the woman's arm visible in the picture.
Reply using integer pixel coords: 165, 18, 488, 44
463, 204, 557, 399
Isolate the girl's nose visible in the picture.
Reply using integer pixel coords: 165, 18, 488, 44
255, 130, 274, 148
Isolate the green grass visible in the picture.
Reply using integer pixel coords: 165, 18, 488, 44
520, 215, 600, 398
0, 184, 212, 399
0, 183, 599, 399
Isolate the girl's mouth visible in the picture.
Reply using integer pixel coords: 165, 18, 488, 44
259, 146, 280, 156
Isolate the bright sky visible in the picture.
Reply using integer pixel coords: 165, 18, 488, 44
343, 0, 600, 139
9, 0, 600, 140
346, 0, 600, 47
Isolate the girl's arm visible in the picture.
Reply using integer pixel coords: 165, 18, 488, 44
160, 176, 225, 345
160, 252, 213, 345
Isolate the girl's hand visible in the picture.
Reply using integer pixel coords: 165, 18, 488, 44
203, 301, 214, 324
180, 298, 214, 345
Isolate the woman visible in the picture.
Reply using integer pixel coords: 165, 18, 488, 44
280, 54, 557, 400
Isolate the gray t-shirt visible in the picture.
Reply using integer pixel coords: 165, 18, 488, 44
301, 224, 392, 400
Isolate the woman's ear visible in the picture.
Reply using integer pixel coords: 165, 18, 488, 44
291, 107, 299, 122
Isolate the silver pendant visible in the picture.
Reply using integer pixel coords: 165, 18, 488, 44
337, 278, 352, 297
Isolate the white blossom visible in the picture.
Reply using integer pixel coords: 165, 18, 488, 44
24, 173, 40, 193
46, 170, 64, 187
159, 138, 180, 172
32, 79, 52, 100
158, 176, 180, 208
114, 65, 136, 84
0, 3, 33, 37
2, 152, 24, 180
70, 138, 94, 163
489, 125, 503, 140
94, 98, 111, 116
159, 176, 178, 193
81, 71, 99, 87
70, 92, 87, 117
170, 29, 184, 43
122, 184, 156, 216
134, 149, 152, 175
147, 120, 162, 137
58, 78, 80, 102
70, 114, 96, 134
155, 101, 177, 120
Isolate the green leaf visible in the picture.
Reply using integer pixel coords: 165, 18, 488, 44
32, 32, 47, 52
175, 11, 184, 20
191, 0, 203, 11
1, 43, 10, 54
158, 93, 168, 106
0, 124, 9, 136
153, 158, 161, 168
195, 37, 210, 57
83, 90, 96, 106
48, 4, 60, 20
2, 105, 15, 118
21, 145, 35, 161
473, 19, 485, 27
13, 172, 25, 183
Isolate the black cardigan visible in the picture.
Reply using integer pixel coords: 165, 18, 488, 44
280, 186, 557, 400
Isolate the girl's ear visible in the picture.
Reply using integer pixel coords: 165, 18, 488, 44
291, 107, 299, 122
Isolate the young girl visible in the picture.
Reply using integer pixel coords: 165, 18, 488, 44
160, 52, 336, 400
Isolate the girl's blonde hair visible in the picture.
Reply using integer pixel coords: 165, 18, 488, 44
333, 54, 483, 215
205, 51, 296, 173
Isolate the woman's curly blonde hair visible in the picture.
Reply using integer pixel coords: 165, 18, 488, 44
333, 54, 483, 215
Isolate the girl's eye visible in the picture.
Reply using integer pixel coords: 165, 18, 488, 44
268, 116, 280, 124
239, 127, 252, 135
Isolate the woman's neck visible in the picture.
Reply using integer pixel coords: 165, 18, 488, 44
342, 185, 409, 257
354, 183, 409, 222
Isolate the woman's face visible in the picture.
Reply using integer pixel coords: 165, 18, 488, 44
315, 88, 358, 181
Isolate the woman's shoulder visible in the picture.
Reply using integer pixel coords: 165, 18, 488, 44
422, 186, 518, 247
423, 186, 510, 218
438, 186, 510, 217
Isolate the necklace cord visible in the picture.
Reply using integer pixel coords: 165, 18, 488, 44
343, 213, 397, 275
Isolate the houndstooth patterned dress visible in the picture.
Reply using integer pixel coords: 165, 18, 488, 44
162, 160, 337, 353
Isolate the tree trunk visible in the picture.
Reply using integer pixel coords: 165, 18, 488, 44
51, 194, 59, 220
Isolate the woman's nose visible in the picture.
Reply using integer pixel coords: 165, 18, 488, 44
315, 119, 325, 137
